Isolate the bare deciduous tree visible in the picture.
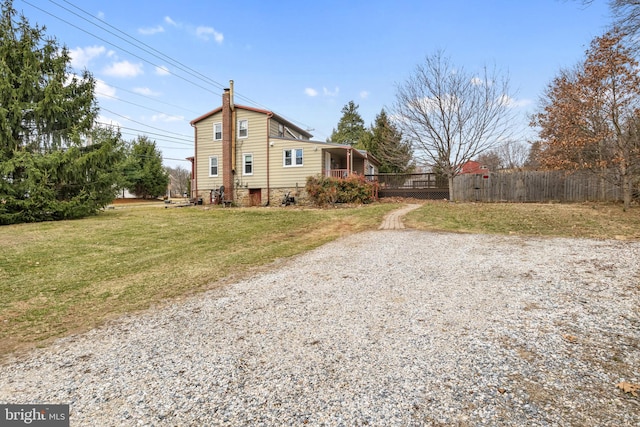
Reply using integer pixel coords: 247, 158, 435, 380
393, 51, 515, 199
498, 140, 531, 169
581, 0, 640, 41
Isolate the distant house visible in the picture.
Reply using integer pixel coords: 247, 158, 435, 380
459, 160, 489, 175
189, 82, 379, 206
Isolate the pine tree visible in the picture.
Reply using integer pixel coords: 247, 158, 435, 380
0, 0, 123, 223
328, 101, 368, 146
124, 136, 169, 199
364, 109, 414, 173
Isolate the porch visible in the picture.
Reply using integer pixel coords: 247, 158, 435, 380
321, 146, 374, 178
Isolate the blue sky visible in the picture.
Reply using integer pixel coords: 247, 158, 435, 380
17, 0, 613, 168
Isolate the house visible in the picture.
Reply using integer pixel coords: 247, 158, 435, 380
459, 160, 490, 176
189, 81, 379, 206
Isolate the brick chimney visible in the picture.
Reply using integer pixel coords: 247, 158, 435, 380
221, 87, 233, 201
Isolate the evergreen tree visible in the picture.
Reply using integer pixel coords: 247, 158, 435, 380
364, 109, 414, 173
328, 101, 368, 146
0, 0, 123, 224
124, 136, 169, 199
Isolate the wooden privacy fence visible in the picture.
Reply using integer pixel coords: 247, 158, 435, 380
453, 170, 623, 202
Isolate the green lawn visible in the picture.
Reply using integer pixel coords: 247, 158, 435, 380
405, 201, 640, 239
0, 203, 398, 355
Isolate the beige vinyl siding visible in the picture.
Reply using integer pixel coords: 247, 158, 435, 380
235, 110, 268, 188
195, 112, 225, 192
267, 138, 324, 188
269, 119, 309, 140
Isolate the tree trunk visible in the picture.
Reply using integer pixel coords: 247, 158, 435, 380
622, 171, 631, 212
448, 175, 455, 201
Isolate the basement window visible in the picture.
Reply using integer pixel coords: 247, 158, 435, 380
213, 122, 222, 141
238, 120, 248, 138
209, 156, 219, 177
283, 148, 303, 167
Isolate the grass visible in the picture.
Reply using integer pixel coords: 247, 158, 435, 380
0, 202, 399, 356
1, 199, 638, 357
404, 200, 640, 240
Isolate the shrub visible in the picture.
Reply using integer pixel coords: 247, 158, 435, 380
306, 175, 377, 206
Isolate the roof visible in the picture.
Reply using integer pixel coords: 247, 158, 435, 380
459, 160, 489, 174
190, 104, 313, 139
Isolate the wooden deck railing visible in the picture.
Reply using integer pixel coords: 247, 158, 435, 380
325, 169, 359, 178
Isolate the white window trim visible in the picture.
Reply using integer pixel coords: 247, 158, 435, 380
243, 153, 253, 176
209, 156, 219, 177
283, 148, 303, 167
213, 122, 222, 141
238, 119, 248, 139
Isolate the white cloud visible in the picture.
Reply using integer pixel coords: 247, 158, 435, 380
360, 90, 369, 99
499, 95, 532, 108
133, 87, 161, 96
471, 77, 484, 86
323, 87, 340, 97
151, 113, 184, 123
305, 88, 318, 97
164, 16, 178, 27
95, 79, 116, 98
138, 25, 164, 35
196, 26, 224, 43
69, 45, 106, 69
155, 65, 170, 76
103, 60, 144, 78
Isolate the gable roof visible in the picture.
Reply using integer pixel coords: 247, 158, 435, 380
190, 104, 313, 139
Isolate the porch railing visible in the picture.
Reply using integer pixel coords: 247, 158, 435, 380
324, 169, 359, 179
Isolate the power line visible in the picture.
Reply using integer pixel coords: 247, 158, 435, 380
21, 0, 218, 94
97, 92, 189, 121
102, 84, 201, 115
45, 0, 321, 133
100, 108, 192, 139
21, 0, 326, 141
54, 0, 227, 91
97, 123, 193, 145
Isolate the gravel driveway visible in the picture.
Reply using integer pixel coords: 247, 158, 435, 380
1, 227, 639, 426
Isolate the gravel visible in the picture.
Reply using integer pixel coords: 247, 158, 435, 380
1, 230, 639, 426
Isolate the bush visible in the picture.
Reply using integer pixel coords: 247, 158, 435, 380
306, 175, 377, 206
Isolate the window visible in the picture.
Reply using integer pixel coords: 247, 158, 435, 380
283, 148, 303, 167
209, 156, 218, 176
278, 123, 284, 137
213, 122, 222, 140
238, 119, 248, 138
243, 153, 253, 175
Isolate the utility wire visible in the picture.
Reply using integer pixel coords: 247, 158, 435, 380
21, 0, 217, 94
97, 92, 188, 120
22, 0, 324, 139
47, 0, 321, 133
103, 84, 201, 115
96, 123, 193, 145
100, 107, 192, 139
54, 0, 227, 91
